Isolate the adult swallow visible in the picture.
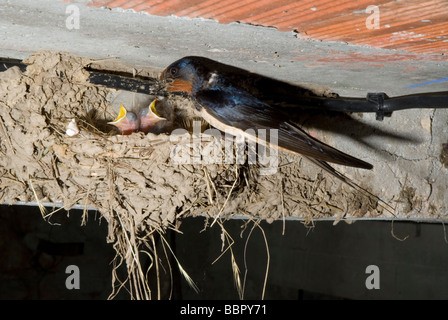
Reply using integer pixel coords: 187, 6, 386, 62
108, 99, 165, 135
160, 56, 373, 176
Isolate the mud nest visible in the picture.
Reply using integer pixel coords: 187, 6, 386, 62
0, 51, 385, 298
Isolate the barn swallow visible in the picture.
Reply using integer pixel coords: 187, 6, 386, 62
160, 56, 372, 169
108, 99, 165, 135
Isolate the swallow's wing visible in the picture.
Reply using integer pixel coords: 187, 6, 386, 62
195, 89, 372, 169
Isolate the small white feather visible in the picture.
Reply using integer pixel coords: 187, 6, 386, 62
66, 118, 79, 137
207, 72, 218, 86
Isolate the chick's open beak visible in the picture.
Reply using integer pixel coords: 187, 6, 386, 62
138, 99, 166, 133
108, 104, 139, 135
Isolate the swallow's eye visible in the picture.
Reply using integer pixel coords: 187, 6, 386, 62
169, 67, 178, 76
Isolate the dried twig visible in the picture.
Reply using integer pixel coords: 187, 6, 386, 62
211, 165, 239, 227
0, 115, 15, 154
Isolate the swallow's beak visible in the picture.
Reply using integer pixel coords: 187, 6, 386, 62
160, 68, 167, 80
108, 104, 139, 135
139, 99, 166, 133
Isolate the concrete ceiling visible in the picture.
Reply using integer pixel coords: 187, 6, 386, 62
88, 0, 448, 55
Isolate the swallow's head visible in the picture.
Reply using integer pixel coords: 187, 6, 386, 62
108, 104, 140, 135
138, 99, 166, 133
160, 56, 207, 95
